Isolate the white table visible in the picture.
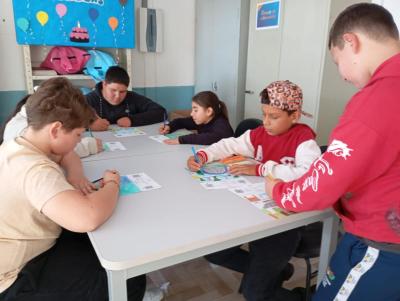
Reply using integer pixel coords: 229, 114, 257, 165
83, 123, 191, 162
83, 145, 339, 300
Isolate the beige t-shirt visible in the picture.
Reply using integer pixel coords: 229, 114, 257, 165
0, 137, 75, 293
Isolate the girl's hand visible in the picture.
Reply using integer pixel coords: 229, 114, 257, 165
265, 175, 283, 199
164, 138, 179, 145
95, 138, 103, 153
159, 125, 170, 134
187, 155, 203, 171
228, 164, 257, 176
117, 117, 131, 127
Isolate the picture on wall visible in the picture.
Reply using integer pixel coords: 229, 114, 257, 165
256, 0, 280, 30
12, 0, 135, 48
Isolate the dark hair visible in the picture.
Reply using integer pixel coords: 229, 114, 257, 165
0, 94, 30, 144
259, 88, 296, 115
25, 77, 96, 132
105, 65, 130, 87
329, 3, 399, 49
192, 91, 229, 120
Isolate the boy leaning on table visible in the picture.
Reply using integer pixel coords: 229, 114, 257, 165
267, 3, 400, 300
0, 77, 146, 301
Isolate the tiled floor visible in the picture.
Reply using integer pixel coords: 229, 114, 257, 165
147, 256, 319, 301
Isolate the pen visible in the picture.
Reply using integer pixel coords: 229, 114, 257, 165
88, 128, 94, 138
191, 146, 200, 163
92, 177, 103, 183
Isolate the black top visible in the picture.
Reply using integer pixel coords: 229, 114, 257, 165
86, 82, 166, 126
169, 116, 234, 145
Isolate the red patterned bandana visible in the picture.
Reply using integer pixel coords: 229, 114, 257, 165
266, 80, 312, 117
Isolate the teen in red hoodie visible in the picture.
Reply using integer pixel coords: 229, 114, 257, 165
267, 4, 400, 300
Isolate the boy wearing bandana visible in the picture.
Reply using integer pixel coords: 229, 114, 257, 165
187, 80, 321, 301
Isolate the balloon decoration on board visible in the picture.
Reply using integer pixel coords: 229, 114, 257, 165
17, 17, 29, 33
119, 0, 127, 35
36, 11, 49, 26
108, 17, 118, 31
108, 16, 119, 53
36, 10, 49, 45
89, 8, 99, 47
89, 8, 99, 22
55, 4, 68, 41
12, 0, 134, 48
55, 4, 67, 18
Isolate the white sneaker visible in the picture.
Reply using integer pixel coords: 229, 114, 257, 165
143, 287, 164, 301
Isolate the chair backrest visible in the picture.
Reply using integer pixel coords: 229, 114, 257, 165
234, 118, 263, 137
320, 145, 327, 154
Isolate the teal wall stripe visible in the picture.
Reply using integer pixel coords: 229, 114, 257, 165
0, 90, 28, 126
133, 85, 194, 113
0, 85, 194, 125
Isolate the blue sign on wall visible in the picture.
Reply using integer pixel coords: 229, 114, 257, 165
12, 0, 135, 48
256, 1, 280, 30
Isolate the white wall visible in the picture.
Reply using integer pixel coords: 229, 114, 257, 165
373, 0, 400, 29
132, 0, 195, 88
0, 0, 195, 92
0, 0, 25, 91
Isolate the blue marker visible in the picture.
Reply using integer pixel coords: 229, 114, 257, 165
191, 146, 199, 163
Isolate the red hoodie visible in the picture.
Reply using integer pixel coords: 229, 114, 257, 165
273, 53, 400, 244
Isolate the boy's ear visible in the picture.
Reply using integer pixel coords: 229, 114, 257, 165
342, 33, 361, 53
291, 110, 301, 124
49, 121, 63, 139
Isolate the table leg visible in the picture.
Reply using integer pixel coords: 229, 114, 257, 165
107, 269, 128, 301
316, 214, 339, 286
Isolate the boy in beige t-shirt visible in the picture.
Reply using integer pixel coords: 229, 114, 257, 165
0, 78, 146, 301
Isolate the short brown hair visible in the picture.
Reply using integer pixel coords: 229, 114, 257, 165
329, 3, 399, 49
26, 77, 96, 131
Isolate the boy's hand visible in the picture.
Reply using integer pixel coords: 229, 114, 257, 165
187, 155, 203, 172
68, 174, 96, 195
265, 176, 283, 199
159, 124, 171, 134
102, 170, 120, 188
117, 117, 131, 127
91, 118, 110, 131
228, 164, 257, 176
95, 138, 103, 153
164, 138, 179, 145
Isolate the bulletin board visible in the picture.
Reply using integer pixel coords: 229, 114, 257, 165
12, 0, 135, 48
